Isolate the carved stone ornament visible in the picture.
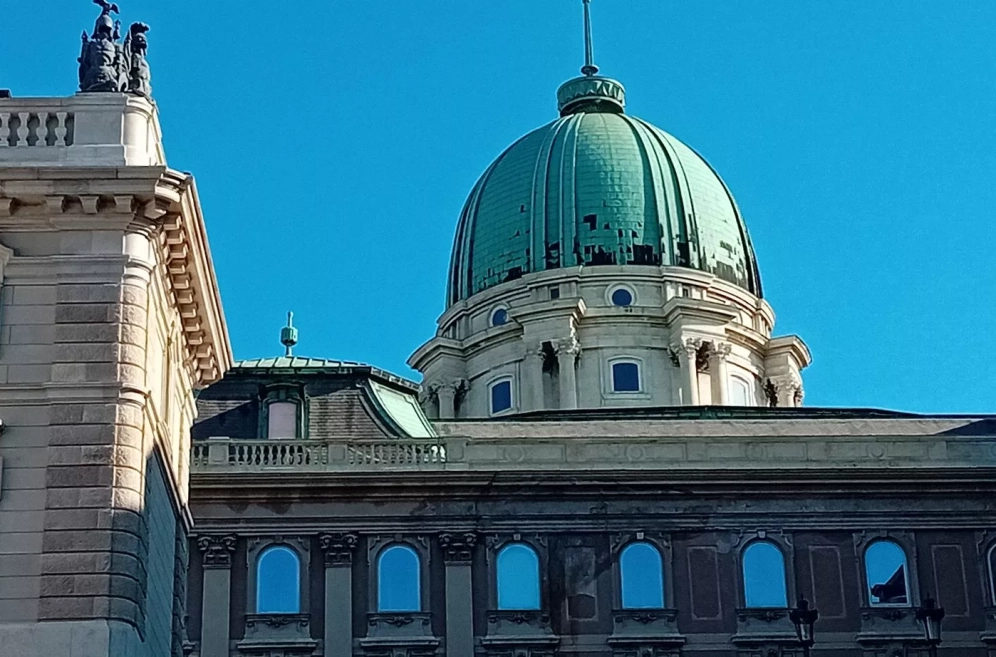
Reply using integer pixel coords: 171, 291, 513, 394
78, 0, 153, 97
198, 534, 237, 568
319, 532, 358, 567
553, 335, 581, 358
439, 532, 478, 564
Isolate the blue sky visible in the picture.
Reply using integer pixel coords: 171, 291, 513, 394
4, 1, 995, 413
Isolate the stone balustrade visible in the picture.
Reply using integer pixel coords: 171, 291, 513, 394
0, 93, 164, 166
190, 433, 996, 475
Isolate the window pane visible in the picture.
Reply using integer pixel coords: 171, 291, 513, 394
257, 546, 300, 613
491, 381, 512, 414
378, 545, 421, 612
611, 288, 634, 307
621, 542, 664, 608
268, 402, 297, 439
866, 541, 909, 605
497, 543, 540, 610
491, 308, 508, 326
743, 541, 788, 608
730, 377, 751, 406
612, 362, 640, 392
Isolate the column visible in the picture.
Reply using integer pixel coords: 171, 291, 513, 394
440, 533, 477, 657
320, 533, 358, 657
522, 346, 546, 412
709, 342, 732, 406
435, 382, 456, 420
673, 339, 700, 406
198, 535, 237, 657
556, 337, 580, 410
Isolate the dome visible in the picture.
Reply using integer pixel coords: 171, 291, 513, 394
446, 76, 762, 306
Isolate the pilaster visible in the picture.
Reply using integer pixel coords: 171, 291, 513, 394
319, 532, 358, 657
708, 341, 732, 405
440, 532, 478, 657
197, 534, 236, 657
554, 336, 580, 410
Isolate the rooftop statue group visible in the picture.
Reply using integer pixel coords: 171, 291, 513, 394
78, 0, 152, 97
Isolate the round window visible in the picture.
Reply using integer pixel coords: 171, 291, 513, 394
490, 307, 509, 327
611, 288, 634, 307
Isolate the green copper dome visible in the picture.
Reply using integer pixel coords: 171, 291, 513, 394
447, 75, 762, 306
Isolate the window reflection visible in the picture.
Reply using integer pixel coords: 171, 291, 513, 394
865, 540, 909, 606
256, 546, 300, 613
730, 377, 752, 406
497, 543, 540, 610
378, 545, 421, 612
620, 542, 664, 609
743, 541, 788, 608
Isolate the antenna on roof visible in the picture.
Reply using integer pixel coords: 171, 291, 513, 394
581, 0, 599, 77
280, 311, 299, 357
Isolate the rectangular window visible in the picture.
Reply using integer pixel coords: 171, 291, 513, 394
490, 380, 513, 415
611, 362, 641, 393
268, 402, 298, 439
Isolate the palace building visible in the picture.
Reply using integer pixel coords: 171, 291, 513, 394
0, 3, 993, 657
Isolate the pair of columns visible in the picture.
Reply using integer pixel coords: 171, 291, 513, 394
672, 338, 732, 406
196, 532, 478, 657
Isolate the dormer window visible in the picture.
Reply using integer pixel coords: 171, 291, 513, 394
261, 387, 305, 439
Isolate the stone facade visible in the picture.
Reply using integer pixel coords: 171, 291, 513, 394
0, 92, 231, 657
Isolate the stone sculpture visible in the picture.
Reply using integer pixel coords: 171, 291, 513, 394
78, 0, 152, 98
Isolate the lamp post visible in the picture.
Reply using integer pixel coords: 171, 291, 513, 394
789, 597, 819, 657
915, 595, 945, 657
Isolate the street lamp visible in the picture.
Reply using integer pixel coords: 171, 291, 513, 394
915, 594, 945, 657
789, 596, 819, 656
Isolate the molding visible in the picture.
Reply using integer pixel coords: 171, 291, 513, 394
198, 534, 237, 569
439, 531, 478, 564
319, 532, 358, 567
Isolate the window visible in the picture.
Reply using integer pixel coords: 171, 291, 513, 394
256, 546, 301, 613
490, 307, 509, 327
620, 542, 664, 609
549, 286, 561, 300
490, 378, 513, 415
743, 541, 788, 608
730, 376, 752, 406
378, 545, 421, 612
865, 540, 909, 606
267, 401, 298, 439
610, 286, 634, 307
497, 543, 540, 610
611, 361, 641, 393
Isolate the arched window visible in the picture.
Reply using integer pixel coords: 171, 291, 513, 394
490, 378, 513, 415
865, 540, 909, 606
743, 541, 788, 608
267, 401, 298, 439
378, 545, 421, 612
620, 542, 665, 609
730, 376, 752, 407
611, 361, 641, 393
497, 543, 540, 610
490, 307, 509, 327
988, 544, 996, 605
256, 546, 301, 613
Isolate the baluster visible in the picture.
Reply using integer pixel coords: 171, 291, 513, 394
54, 112, 68, 146
16, 112, 29, 147
35, 111, 49, 146
0, 113, 9, 147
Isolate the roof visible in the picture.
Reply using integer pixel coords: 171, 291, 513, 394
231, 356, 419, 391
447, 75, 760, 306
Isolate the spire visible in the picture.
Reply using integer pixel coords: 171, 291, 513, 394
280, 312, 299, 357
581, 0, 599, 77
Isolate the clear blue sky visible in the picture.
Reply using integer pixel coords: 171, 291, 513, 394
4, 1, 995, 414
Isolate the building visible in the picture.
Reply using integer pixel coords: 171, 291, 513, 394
1, 3, 995, 657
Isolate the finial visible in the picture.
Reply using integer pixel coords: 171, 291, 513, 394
280, 312, 299, 357
581, 0, 599, 77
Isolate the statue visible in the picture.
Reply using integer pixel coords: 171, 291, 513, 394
124, 23, 152, 97
77, 0, 152, 98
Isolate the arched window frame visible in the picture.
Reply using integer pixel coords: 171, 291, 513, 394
495, 542, 542, 611
368, 536, 429, 614
487, 375, 515, 416
246, 537, 310, 616
607, 357, 645, 395
729, 374, 755, 407
486, 535, 548, 612
854, 531, 920, 608
259, 385, 307, 439
613, 533, 671, 610
733, 530, 795, 610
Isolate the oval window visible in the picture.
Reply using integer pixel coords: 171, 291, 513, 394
611, 288, 634, 307
491, 308, 509, 327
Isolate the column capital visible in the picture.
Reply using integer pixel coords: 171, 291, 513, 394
706, 341, 732, 361
197, 534, 237, 569
319, 532, 359, 567
553, 335, 581, 358
765, 373, 804, 407
439, 532, 478, 565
